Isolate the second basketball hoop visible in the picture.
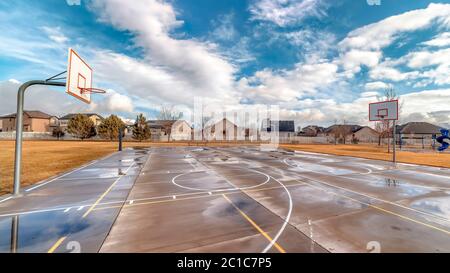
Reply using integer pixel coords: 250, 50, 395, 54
369, 100, 398, 121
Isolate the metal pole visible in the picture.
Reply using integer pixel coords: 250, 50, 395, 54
393, 120, 396, 163
10, 215, 19, 253
13, 80, 66, 195
118, 127, 123, 152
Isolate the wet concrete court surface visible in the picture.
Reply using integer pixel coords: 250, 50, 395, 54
0, 148, 148, 253
1, 146, 450, 252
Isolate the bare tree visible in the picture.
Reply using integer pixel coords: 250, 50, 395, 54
158, 106, 183, 120
157, 106, 183, 141
375, 87, 402, 152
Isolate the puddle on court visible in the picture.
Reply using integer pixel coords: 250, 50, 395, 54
410, 196, 450, 219
202, 197, 254, 219
0, 206, 125, 253
287, 160, 354, 175
352, 176, 433, 197
382, 169, 450, 184
0, 211, 90, 253
290, 185, 367, 210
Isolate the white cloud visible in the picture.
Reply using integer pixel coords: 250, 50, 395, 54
406, 48, 450, 69
369, 65, 420, 82
249, 0, 328, 27
400, 89, 450, 126
277, 29, 336, 62
91, 50, 238, 106
41, 26, 69, 44
339, 3, 450, 51
400, 48, 450, 86
210, 13, 237, 41
422, 32, 450, 47
88, 0, 237, 106
340, 50, 381, 75
238, 61, 338, 104
360, 91, 379, 98
338, 3, 450, 79
365, 81, 392, 91
89, 89, 134, 113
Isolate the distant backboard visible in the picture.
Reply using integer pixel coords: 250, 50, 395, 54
66, 48, 92, 104
369, 100, 398, 121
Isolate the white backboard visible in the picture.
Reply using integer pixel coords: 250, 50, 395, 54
66, 48, 92, 104
369, 100, 398, 121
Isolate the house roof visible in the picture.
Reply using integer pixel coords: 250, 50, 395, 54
397, 122, 442, 134
60, 113, 104, 120
262, 120, 295, 132
147, 119, 191, 130
0, 110, 54, 119
204, 118, 237, 128
353, 126, 379, 135
147, 120, 177, 128
302, 125, 325, 133
278, 120, 295, 132
324, 124, 362, 134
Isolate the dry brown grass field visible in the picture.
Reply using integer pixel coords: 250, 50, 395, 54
280, 144, 450, 168
0, 140, 151, 195
1, 140, 449, 196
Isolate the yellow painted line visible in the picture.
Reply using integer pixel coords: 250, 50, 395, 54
222, 194, 286, 253
301, 181, 450, 236
82, 179, 121, 218
47, 236, 67, 253
92, 183, 303, 212
82, 163, 135, 218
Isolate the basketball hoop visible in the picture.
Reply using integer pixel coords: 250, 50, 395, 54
80, 87, 107, 94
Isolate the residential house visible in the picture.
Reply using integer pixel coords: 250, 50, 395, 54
261, 119, 296, 138
299, 125, 325, 137
59, 113, 104, 132
147, 119, 192, 141
396, 122, 443, 146
170, 120, 193, 140
0, 110, 58, 133
203, 118, 239, 141
321, 124, 356, 143
352, 126, 380, 143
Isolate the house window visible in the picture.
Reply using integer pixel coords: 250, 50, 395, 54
179, 126, 183, 133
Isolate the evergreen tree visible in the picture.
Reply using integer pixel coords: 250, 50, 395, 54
98, 115, 125, 140
67, 114, 96, 140
132, 113, 151, 141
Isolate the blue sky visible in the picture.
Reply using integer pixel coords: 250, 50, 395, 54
1, 0, 450, 127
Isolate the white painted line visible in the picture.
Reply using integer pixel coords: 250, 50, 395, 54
57, 176, 120, 181
171, 168, 270, 192
64, 208, 71, 213
0, 196, 12, 203
0, 206, 75, 218
25, 152, 117, 192
262, 175, 293, 254
77, 206, 84, 211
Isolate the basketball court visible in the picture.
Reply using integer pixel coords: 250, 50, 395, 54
1, 145, 450, 253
